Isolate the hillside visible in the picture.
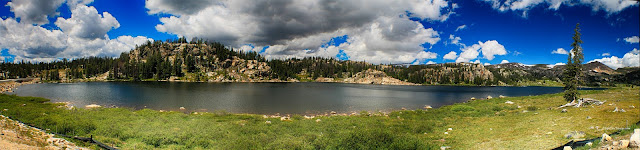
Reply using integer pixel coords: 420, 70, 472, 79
0, 40, 638, 86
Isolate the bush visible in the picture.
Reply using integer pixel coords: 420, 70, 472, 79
526, 106, 538, 111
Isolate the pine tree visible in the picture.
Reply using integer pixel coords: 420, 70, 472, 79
563, 23, 583, 102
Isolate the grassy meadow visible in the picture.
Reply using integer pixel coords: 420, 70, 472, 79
0, 86, 638, 149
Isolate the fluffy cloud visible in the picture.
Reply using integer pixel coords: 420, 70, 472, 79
479, 40, 507, 60
0, 18, 68, 58
449, 34, 463, 46
6, 0, 65, 25
66, 0, 94, 9
589, 48, 639, 69
624, 36, 639, 44
455, 40, 507, 62
501, 60, 509, 64
149, 0, 455, 64
455, 24, 466, 31
479, 0, 638, 15
0, 4, 152, 62
55, 5, 120, 40
456, 44, 481, 62
552, 48, 569, 55
443, 51, 457, 60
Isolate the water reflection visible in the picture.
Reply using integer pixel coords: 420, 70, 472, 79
9, 82, 603, 114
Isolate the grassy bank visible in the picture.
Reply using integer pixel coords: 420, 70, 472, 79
0, 86, 637, 149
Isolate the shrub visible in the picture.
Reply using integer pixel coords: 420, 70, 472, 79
526, 106, 538, 111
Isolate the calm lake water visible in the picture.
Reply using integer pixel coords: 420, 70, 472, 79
8, 82, 602, 114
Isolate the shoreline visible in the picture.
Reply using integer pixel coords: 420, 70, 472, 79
12, 80, 612, 117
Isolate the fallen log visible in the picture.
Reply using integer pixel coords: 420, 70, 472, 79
558, 98, 605, 108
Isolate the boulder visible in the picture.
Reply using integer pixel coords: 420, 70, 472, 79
619, 140, 629, 148
561, 109, 567, 113
424, 105, 433, 109
505, 101, 514, 104
179, 107, 186, 110
486, 95, 493, 99
316, 119, 321, 122
280, 116, 290, 121
562, 146, 572, 150
265, 121, 271, 124
630, 129, 640, 147
585, 142, 592, 147
499, 95, 507, 98
447, 128, 453, 131
602, 133, 612, 142
440, 146, 451, 150
85, 104, 101, 109
470, 97, 476, 100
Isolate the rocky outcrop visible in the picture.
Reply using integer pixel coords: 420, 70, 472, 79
343, 69, 416, 85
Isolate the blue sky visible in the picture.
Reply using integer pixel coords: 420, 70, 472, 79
0, 0, 638, 68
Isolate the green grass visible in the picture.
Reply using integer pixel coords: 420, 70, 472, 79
0, 86, 637, 149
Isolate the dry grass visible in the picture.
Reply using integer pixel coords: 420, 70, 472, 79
445, 87, 639, 149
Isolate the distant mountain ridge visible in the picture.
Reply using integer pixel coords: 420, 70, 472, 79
1, 39, 638, 86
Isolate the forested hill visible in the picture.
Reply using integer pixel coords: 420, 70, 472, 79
1, 39, 638, 86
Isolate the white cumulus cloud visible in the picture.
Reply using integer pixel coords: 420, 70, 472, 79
0, 4, 152, 62
455, 40, 507, 62
55, 5, 120, 40
479, 40, 507, 60
624, 36, 639, 44
552, 48, 569, 55
589, 48, 639, 69
449, 34, 463, 46
443, 51, 457, 60
456, 44, 481, 62
5, 0, 65, 25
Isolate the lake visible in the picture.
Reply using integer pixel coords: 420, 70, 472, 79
7, 82, 602, 114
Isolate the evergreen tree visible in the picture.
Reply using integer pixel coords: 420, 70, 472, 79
563, 23, 583, 102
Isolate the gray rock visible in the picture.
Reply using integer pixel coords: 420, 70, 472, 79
602, 133, 612, 142
630, 129, 640, 147
561, 109, 567, 113
619, 140, 629, 148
